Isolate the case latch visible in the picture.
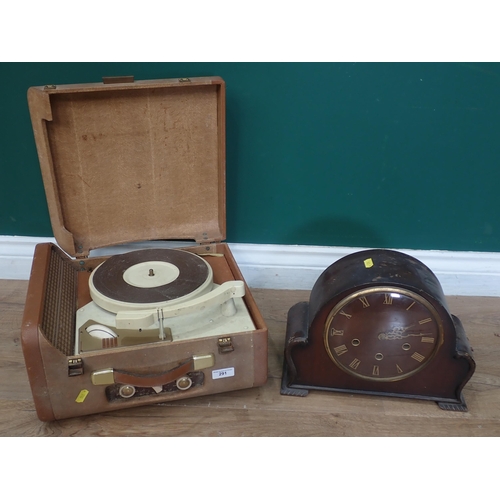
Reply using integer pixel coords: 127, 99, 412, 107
68, 358, 84, 377
218, 337, 234, 354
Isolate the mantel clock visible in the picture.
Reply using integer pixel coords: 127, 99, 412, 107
281, 249, 475, 411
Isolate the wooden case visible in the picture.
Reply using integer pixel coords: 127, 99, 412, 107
21, 76, 268, 421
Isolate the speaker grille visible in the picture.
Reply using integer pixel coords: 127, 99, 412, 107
41, 247, 78, 355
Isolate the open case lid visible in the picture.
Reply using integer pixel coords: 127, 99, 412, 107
27, 76, 226, 258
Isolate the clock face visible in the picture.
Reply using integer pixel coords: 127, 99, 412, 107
324, 287, 444, 381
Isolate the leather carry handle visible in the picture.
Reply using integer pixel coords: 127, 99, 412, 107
114, 358, 193, 387
91, 353, 215, 387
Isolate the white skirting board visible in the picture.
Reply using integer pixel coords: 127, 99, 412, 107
1, 235, 500, 297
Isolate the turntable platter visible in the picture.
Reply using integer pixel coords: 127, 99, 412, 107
90, 248, 213, 313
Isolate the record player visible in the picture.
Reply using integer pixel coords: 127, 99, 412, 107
21, 76, 268, 421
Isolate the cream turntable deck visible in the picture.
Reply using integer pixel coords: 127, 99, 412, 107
76, 248, 255, 353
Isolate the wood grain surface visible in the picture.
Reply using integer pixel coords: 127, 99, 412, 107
1, 280, 500, 437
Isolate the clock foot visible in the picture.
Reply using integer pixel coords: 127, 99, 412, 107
281, 301, 310, 397
280, 385, 309, 397
280, 360, 309, 397
437, 394, 468, 412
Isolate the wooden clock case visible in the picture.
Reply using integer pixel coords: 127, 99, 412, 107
281, 249, 476, 411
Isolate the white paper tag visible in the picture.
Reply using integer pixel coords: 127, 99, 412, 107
212, 367, 235, 380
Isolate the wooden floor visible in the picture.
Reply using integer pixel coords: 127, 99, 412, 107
1, 279, 500, 437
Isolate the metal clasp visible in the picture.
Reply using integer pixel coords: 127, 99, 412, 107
218, 337, 234, 354
68, 358, 84, 377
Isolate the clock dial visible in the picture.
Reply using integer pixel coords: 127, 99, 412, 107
324, 287, 444, 381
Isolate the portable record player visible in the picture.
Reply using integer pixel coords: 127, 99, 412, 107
21, 76, 268, 421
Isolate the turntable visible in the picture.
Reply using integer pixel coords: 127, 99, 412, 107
76, 247, 255, 352
21, 76, 268, 421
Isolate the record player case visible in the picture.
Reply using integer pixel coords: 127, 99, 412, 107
22, 76, 268, 421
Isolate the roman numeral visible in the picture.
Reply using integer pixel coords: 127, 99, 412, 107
419, 318, 432, 325
334, 344, 348, 356
372, 365, 380, 376
330, 327, 344, 336
421, 336, 435, 343
406, 301, 416, 311
383, 294, 393, 305
349, 358, 361, 370
411, 352, 425, 363
396, 364, 403, 374
359, 297, 370, 308
339, 310, 352, 319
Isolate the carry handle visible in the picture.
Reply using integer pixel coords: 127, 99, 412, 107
91, 353, 215, 387
102, 75, 135, 84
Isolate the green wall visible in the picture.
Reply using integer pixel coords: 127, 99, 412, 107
1, 62, 499, 252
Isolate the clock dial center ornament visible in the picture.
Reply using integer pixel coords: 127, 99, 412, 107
281, 249, 476, 411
